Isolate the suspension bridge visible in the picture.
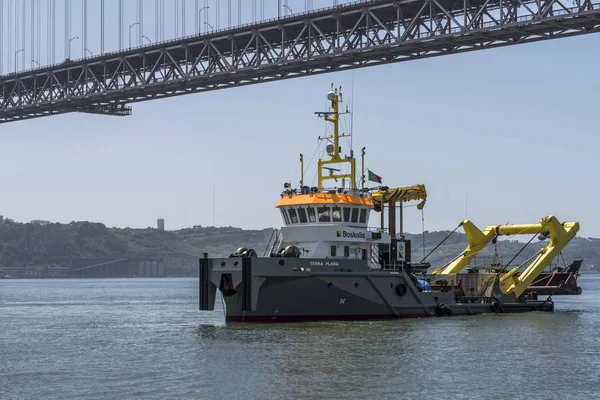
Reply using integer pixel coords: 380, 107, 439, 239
1, 0, 599, 124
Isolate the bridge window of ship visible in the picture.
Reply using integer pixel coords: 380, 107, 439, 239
289, 208, 299, 224
332, 206, 342, 222
307, 207, 317, 222
281, 209, 290, 225
298, 208, 308, 223
343, 207, 351, 222
359, 209, 367, 224
351, 208, 359, 223
344, 246, 350, 257
318, 206, 331, 222
331, 245, 337, 257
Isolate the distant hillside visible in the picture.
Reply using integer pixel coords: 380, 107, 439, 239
0, 217, 598, 276
0, 219, 267, 276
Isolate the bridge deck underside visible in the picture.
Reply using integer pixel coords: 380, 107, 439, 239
1, 0, 599, 123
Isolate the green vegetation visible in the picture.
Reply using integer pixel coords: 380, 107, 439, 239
0, 218, 598, 276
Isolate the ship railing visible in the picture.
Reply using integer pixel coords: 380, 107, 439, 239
282, 187, 371, 198
381, 263, 403, 272
367, 227, 408, 239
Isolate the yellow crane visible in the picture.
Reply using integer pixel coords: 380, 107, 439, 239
370, 185, 427, 210
431, 216, 579, 298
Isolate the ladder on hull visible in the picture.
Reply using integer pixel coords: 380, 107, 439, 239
370, 243, 381, 269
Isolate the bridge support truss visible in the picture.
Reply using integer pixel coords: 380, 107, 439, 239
1, 0, 600, 123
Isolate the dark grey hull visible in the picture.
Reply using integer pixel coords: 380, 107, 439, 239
199, 257, 554, 323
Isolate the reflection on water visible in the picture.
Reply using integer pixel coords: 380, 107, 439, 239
1, 276, 599, 399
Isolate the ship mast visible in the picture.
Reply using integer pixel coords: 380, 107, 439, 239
316, 85, 357, 191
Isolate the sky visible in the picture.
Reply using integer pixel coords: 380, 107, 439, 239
1, 2, 600, 238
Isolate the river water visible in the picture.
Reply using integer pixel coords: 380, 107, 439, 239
1, 276, 599, 399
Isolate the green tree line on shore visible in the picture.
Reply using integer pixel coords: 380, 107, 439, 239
0, 218, 598, 276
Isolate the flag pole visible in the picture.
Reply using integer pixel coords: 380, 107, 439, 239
300, 153, 304, 187
361, 147, 365, 190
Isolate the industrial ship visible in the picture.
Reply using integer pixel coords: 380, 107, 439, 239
199, 85, 582, 322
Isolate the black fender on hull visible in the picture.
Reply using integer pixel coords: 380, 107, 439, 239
435, 303, 453, 316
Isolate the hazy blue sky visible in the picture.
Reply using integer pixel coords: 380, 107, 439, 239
1, 2, 599, 238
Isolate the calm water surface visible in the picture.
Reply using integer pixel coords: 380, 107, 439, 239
1, 276, 599, 399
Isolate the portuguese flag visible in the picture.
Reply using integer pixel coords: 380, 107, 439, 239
368, 169, 382, 183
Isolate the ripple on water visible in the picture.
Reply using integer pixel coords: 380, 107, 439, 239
1, 276, 599, 400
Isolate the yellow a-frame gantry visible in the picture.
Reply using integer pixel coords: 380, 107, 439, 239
432, 216, 579, 298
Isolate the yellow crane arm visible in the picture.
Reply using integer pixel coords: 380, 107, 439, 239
371, 185, 427, 210
499, 217, 579, 297
433, 216, 579, 283
433, 220, 497, 275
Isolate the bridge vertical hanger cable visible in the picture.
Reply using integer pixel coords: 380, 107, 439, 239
32, 0, 36, 64
175, 0, 178, 37
140, 0, 144, 45
83, 0, 86, 57
216, 0, 220, 29
45, 0, 49, 64
45, 0, 48, 63
194, 0, 198, 33
37, 0, 40, 64
182, 0, 185, 36
0, 0, 3, 74
51, 0, 55, 62
156, 0, 160, 39
15, 0, 18, 71
136, 0, 140, 44
118, 0, 123, 50
203, 0, 207, 32
101, 0, 104, 54
52, 0, 55, 63
62, 0, 66, 59
67, 0, 70, 58
47, 0, 50, 65
35, 0, 38, 64
21, 0, 25, 67
228, 0, 231, 28
161, 0, 164, 41
8, 0, 11, 72
239, 0, 241, 25
16, 0, 19, 68
31, 0, 35, 67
